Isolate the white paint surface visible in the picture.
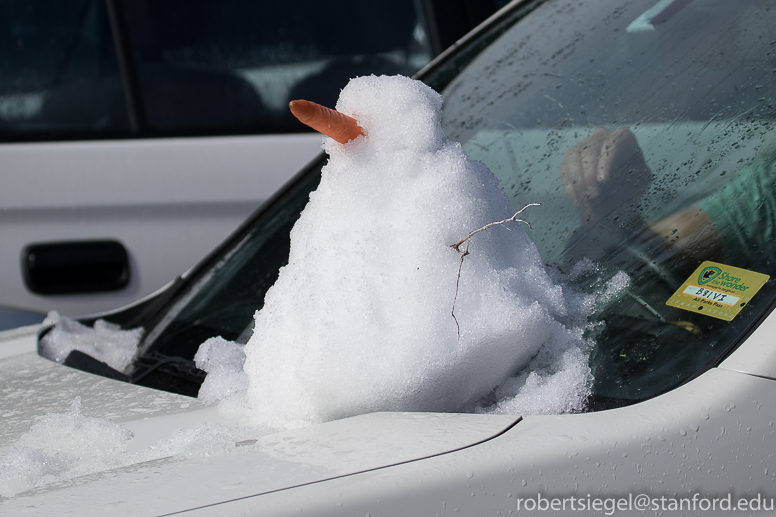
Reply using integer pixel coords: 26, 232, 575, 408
1, 133, 323, 317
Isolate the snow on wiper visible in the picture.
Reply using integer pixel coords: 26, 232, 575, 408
39, 312, 142, 373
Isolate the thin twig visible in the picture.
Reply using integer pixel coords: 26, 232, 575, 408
449, 203, 540, 339
451, 203, 540, 253
451, 241, 469, 338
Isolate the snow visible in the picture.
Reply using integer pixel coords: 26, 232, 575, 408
2, 76, 630, 496
38, 312, 142, 373
0, 397, 132, 497
478, 263, 631, 416
195, 336, 249, 404
0, 396, 253, 497
197, 75, 627, 428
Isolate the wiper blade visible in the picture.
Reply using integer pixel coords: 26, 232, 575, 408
131, 352, 204, 384
64, 350, 130, 382
63, 349, 206, 398
131, 352, 206, 397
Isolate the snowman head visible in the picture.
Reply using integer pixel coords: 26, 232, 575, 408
335, 75, 445, 154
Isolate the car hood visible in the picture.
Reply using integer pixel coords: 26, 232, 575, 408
0, 326, 519, 515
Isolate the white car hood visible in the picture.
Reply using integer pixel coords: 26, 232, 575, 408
0, 326, 519, 515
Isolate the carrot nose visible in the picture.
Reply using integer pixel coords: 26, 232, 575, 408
289, 99, 364, 144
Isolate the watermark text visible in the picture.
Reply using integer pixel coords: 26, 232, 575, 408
516, 493, 774, 514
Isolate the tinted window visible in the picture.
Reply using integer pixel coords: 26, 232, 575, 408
121, 0, 432, 133
0, 0, 433, 140
0, 0, 128, 137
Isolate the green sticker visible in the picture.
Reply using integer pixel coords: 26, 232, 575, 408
698, 266, 721, 285
666, 261, 769, 321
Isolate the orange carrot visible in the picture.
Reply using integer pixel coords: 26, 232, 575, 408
289, 99, 364, 144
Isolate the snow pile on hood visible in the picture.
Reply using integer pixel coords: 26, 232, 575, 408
196, 75, 626, 429
0, 397, 131, 497
195, 337, 249, 405
39, 312, 142, 373
0, 397, 251, 497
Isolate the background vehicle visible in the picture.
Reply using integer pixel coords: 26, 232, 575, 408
3, 0, 776, 514
0, 0, 501, 323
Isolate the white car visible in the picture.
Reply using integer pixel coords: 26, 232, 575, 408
3, 0, 776, 514
0, 0, 499, 321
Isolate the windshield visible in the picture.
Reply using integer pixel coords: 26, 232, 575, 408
438, 0, 776, 404
132, 0, 776, 408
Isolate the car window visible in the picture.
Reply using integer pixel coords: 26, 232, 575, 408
121, 0, 432, 134
439, 0, 776, 404
123, 0, 776, 410
0, 0, 129, 137
0, 0, 433, 140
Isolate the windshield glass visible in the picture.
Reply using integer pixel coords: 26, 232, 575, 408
439, 0, 776, 404
135, 0, 776, 408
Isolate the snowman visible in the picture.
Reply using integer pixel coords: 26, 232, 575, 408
197, 75, 592, 429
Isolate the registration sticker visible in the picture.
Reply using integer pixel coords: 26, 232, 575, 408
666, 261, 769, 321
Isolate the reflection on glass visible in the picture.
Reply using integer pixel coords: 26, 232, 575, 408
122, 0, 433, 132
0, 0, 433, 138
0, 0, 128, 135
441, 0, 776, 404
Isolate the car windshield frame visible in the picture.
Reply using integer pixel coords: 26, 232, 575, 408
69, 0, 776, 410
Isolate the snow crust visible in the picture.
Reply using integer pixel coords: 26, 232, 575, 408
38, 312, 142, 373
195, 337, 249, 404
0, 397, 251, 497
196, 76, 627, 428
0, 397, 131, 496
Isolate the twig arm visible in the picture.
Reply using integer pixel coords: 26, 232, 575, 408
451, 203, 540, 253
449, 202, 540, 339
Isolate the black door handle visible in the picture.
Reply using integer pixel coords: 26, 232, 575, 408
22, 240, 130, 294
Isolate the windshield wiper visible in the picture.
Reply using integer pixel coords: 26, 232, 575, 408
63, 349, 206, 397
